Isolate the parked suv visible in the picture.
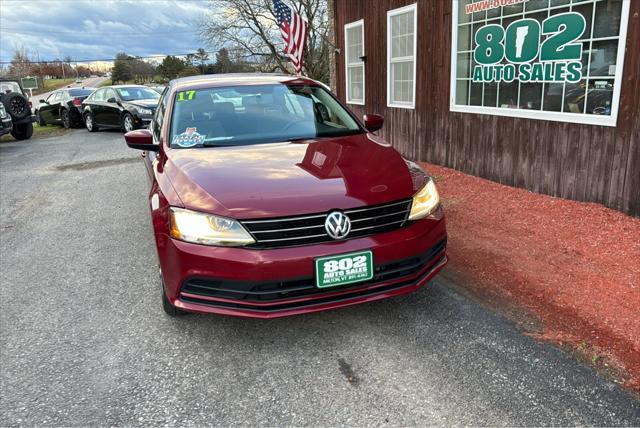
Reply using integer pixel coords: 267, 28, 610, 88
0, 79, 36, 140
124, 74, 447, 318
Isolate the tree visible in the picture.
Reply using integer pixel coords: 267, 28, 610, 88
194, 48, 210, 74
112, 53, 133, 84
157, 55, 186, 80
199, 0, 331, 82
8, 47, 33, 77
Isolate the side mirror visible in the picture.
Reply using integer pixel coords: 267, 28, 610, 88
125, 129, 159, 152
363, 114, 384, 133
107, 97, 117, 103
39, 99, 46, 104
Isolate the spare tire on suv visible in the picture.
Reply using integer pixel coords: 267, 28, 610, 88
0, 79, 36, 140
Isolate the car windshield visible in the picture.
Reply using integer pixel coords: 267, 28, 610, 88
0, 81, 22, 95
69, 89, 94, 96
169, 84, 363, 148
116, 87, 160, 101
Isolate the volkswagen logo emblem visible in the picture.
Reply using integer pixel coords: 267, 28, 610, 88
325, 211, 351, 240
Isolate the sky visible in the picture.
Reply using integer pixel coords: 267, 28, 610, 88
0, 0, 212, 65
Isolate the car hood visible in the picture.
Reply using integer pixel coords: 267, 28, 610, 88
126, 99, 158, 109
164, 133, 428, 219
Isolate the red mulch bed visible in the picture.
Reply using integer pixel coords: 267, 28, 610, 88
420, 162, 640, 392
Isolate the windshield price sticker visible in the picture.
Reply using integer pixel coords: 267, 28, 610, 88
473, 12, 586, 83
315, 250, 374, 288
177, 90, 196, 102
173, 127, 205, 148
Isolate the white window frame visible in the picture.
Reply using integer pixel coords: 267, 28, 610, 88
345, 19, 365, 105
387, 3, 418, 109
449, 0, 631, 127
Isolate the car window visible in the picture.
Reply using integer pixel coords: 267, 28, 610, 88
152, 88, 169, 143
104, 89, 117, 102
169, 84, 363, 148
46, 92, 58, 103
0, 81, 22, 95
116, 87, 159, 101
92, 89, 105, 102
69, 89, 94, 97
53, 92, 64, 102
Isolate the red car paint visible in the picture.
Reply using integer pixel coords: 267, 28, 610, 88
128, 74, 447, 318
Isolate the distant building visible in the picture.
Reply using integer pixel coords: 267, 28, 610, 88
330, 0, 638, 216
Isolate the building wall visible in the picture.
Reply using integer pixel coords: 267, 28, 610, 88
333, 0, 639, 216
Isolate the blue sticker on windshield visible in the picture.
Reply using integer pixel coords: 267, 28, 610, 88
173, 127, 205, 147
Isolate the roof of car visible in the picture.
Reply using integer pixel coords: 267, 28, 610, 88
170, 73, 318, 90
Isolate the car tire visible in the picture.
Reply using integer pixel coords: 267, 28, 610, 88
61, 109, 71, 129
84, 113, 98, 132
36, 110, 46, 126
122, 112, 134, 133
2, 92, 30, 120
10, 122, 33, 140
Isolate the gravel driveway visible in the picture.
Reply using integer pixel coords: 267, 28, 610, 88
1, 130, 638, 426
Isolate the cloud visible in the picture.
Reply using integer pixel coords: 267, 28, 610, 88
0, 0, 212, 63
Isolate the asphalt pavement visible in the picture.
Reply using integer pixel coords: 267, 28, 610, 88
0, 130, 639, 426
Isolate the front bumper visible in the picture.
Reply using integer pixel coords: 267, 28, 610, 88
157, 209, 447, 318
0, 117, 12, 136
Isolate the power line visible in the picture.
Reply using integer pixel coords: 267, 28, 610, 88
0, 27, 200, 36
0, 50, 217, 65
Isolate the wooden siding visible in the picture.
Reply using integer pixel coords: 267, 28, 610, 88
332, 0, 640, 216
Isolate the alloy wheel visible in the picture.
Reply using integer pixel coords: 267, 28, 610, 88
85, 115, 93, 131
124, 115, 134, 132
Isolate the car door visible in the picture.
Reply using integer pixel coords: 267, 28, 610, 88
50, 91, 65, 123
103, 88, 122, 127
40, 91, 59, 123
89, 89, 106, 125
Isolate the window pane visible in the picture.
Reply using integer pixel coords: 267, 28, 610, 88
585, 79, 614, 115
589, 40, 618, 77
525, 0, 549, 12
470, 82, 482, 106
593, 0, 623, 38
346, 26, 363, 63
456, 80, 469, 105
563, 80, 586, 113
348, 66, 364, 102
550, 0, 570, 6
391, 61, 414, 104
458, 0, 472, 24
519, 82, 542, 110
543, 83, 564, 112
391, 11, 414, 59
457, 53, 471, 78
458, 24, 471, 51
572, 2, 593, 39
484, 82, 498, 107
499, 82, 519, 108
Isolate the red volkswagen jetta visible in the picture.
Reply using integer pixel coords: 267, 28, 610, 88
125, 74, 447, 318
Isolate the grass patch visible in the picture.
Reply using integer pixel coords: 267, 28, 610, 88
0, 123, 72, 143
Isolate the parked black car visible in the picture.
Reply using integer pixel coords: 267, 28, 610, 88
81, 85, 160, 132
35, 87, 96, 129
0, 79, 36, 140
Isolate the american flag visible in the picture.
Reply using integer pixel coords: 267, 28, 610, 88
272, 0, 308, 74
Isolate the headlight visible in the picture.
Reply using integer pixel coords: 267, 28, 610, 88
169, 207, 255, 246
136, 108, 153, 115
408, 179, 440, 220
0, 105, 6, 119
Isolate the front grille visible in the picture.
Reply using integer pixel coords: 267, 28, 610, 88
241, 199, 413, 249
180, 238, 447, 311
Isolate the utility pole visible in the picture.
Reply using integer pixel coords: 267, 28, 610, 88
61, 60, 65, 79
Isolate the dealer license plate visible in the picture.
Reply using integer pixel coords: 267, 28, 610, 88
315, 250, 374, 288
